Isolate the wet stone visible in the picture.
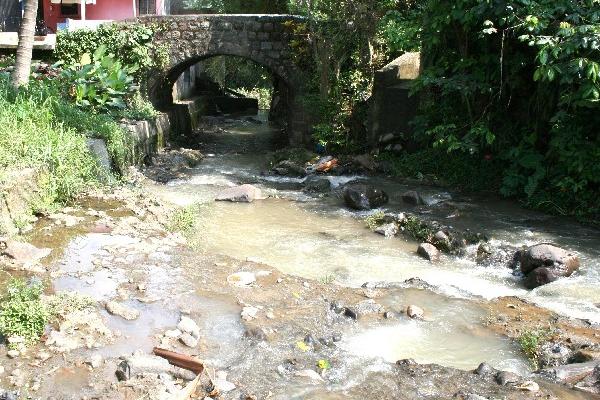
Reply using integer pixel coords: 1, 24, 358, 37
474, 362, 495, 376
6, 350, 19, 359
180, 332, 199, 348
417, 243, 440, 262
343, 307, 358, 320
495, 370, 520, 385
177, 316, 200, 339
407, 305, 424, 319
355, 299, 385, 315
105, 301, 140, 321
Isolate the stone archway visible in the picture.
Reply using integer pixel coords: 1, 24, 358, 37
136, 14, 312, 145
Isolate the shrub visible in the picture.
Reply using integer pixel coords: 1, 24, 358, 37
61, 45, 137, 113
0, 279, 49, 347
409, 0, 600, 219
55, 23, 168, 83
518, 329, 551, 369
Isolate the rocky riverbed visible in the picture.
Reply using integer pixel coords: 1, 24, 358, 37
1, 115, 599, 399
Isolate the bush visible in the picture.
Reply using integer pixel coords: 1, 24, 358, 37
408, 0, 600, 219
55, 23, 168, 83
61, 45, 137, 113
0, 279, 49, 347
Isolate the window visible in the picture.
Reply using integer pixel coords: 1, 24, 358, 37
60, 4, 78, 16
138, 0, 156, 15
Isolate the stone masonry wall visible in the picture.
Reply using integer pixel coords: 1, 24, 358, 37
134, 15, 312, 145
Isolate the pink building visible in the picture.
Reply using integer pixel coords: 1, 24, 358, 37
42, 0, 166, 32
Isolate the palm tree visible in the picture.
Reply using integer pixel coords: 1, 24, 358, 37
11, 0, 40, 88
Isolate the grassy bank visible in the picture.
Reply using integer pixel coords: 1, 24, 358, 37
0, 75, 132, 219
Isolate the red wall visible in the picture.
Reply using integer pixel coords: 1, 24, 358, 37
43, 0, 158, 32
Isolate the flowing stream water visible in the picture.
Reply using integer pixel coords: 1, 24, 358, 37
139, 113, 599, 377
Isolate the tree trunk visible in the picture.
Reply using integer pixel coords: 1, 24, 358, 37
11, 0, 39, 88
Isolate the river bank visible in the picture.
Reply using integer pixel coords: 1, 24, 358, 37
1, 115, 599, 399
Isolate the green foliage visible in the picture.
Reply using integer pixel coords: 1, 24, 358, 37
0, 76, 102, 210
169, 204, 200, 236
410, 0, 600, 219
61, 45, 137, 113
377, 4, 423, 56
402, 215, 435, 243
236, 87, 273, 110
46, 291, 95, 317
365, 211, 385, 230
0, 279, 49, 347
55, 23, 169, 83
379, 148, 504, 192
518, 328, 551, 369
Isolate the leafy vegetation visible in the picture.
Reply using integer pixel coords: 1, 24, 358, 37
518, 328, 551, 369
55, 23, 169, 83
0, 279, 49, 347
168, 204, 201, 237
407, 0, 600, 219
61, 45, 137, 113
0, 279, 96, 348
365, 211, 386, 230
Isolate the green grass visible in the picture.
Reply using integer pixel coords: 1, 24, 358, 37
0, 279, 49, 347
0, 75, 134, 218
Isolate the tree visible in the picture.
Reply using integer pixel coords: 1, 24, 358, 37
11, 0, 39, 88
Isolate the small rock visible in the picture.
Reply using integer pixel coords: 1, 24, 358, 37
407, 305, 424, 319
495, 370, 520, 385
227, 272, 256, 287
465, 395, 488, 400
0, 365, 4, 375
343, 307, 358, 320
384, 311, 403, 319
355, 299, 385, 315
241, 306, 259, 321
303, 176, 332, 193
179, 332, 199, 348
6, 350, 19, 359
178, 316, 200, 339
0, 240, 51, 265
164, 329, 182, 338
294, 369, 324, 383
215, 184, 263, 203
474, 362, 495, 376
401, 191, 423, 206
374, 223, 398, 238
105, 301, 140, 321
417, 243, 440, 262
87, 354, 103, 369
330, 300, 345, 314
516, 380, 539, 392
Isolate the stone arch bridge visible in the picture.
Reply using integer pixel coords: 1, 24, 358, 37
135, 14, 312, 145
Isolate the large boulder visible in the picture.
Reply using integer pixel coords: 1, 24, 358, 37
215, 185, 263, 203
343, 184, 388, 210
518, 244, 580, 289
